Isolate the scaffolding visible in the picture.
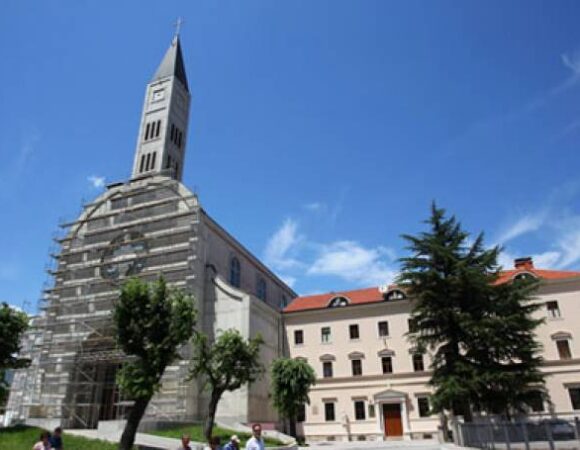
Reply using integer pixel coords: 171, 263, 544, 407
10, 176, 202, 428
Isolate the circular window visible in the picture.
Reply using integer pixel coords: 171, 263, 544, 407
100, 231, 148, 282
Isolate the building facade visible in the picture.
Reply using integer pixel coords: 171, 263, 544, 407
6, 35, 295, 430
283, 258, 580, 442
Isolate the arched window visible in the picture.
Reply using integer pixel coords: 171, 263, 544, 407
513, 272, 537, 282
256, 277, 267, 301
229, 257, 241, 288
384, 289, 406, 301
328, 296, 349, 308
280, 295, 288, 309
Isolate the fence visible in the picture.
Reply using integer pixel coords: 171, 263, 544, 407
457, 417, 580, 450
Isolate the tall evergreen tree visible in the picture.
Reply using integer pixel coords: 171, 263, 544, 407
469, 278, 545, 415
398, 203, 544, 419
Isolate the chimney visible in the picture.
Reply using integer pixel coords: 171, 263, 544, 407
514, 257, 534, 271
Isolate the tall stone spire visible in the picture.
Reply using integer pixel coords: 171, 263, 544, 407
131, 35, 191, 181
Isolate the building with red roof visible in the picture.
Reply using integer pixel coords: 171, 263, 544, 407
283, 257, 580, 442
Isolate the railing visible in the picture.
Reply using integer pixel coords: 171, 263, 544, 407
457, 417, 580, 450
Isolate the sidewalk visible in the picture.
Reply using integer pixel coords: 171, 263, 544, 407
66, 428, 205, 450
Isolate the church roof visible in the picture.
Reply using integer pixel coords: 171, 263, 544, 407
284, 258, 580, 313
152, 36, 189, 91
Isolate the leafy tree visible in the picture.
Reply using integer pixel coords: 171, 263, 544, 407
271, 358, 316, 438
114, 278, 196, 450
0, 303, 30, 403
190, 329, 264, 441
397, 203, 544, 420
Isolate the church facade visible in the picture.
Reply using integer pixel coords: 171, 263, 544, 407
6, 35, 295, 430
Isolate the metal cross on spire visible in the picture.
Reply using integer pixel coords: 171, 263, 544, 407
174, 17, 184, 38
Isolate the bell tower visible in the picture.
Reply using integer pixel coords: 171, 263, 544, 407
132, 32, 190, 181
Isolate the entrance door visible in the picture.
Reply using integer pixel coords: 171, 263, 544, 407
383, 403, 403, 437
98, 364, 120, 421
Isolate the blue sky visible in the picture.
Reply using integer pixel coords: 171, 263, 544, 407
2, 0, 580, 311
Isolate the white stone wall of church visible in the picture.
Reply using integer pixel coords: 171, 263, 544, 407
199, 277, 250, 422
247, 298, 283, 423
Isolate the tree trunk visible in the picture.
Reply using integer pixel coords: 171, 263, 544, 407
439, 412, 450, 442
204, 390, 222, 441
462, 401, 473, 423
118, 396, 150, 450
289, 415, 296, 438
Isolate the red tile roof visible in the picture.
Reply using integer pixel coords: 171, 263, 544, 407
495, 268, 580, 284
284, 267, 580, 313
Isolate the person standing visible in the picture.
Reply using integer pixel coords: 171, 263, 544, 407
49, 427, 63, 450
245, 424, 264, 450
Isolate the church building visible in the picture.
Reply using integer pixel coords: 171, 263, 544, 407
6, 34, 295, 431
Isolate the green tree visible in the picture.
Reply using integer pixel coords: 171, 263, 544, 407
114, 278, 196, 450
397, 203, 544, 420
271, 358, 316, 438
190, 329, 264, 441
0, 303, 30, 404
469, 278, 544, 416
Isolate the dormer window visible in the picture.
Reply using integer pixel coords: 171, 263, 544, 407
384, 289, 406, 301
328, 296, 349, 308
513, 272, 537, 282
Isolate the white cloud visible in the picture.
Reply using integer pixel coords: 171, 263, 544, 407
562, 50, 580, 75
6, 303, 24, 313
279, 275, 297, 288
264, 218, 303, 270
303, 202, 324, 212
532, 251, 562, 268
555, 228, 580, 268
17, 130, 40, 171
496, 213, 546, 244
307, 240, 396, 286
497, 249, 516, 270
88, 175, 105, 189
496, 204, 580, 270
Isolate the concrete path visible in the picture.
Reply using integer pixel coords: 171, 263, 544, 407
303, 440, 469, 450
66, 428, 205, 450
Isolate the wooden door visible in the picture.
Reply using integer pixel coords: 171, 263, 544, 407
383, 403, 403, 437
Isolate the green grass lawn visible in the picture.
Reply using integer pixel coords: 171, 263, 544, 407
0, 425, 123, 450
149, 424, 286, 447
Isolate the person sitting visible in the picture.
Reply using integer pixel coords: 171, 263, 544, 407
49, 427, 63, 450
32, 431, 51, 450
207, 435, 221, 450
177, 434, 193, 450
223, 435, 240, 450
